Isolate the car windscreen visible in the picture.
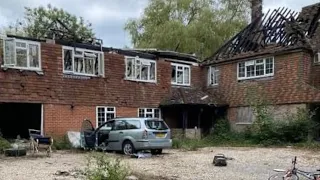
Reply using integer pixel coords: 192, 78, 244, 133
145, 120, 168, 130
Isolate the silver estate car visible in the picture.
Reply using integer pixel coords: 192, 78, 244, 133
81, 117, 172, 155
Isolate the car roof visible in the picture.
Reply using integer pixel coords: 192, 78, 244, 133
108, 117, 163, 121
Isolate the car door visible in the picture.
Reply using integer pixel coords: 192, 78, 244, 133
107, 120, 126, 151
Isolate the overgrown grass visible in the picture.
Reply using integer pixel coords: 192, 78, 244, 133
0, 137, 11, 154
84, 152, 129, 180
52, 135, 72, 150
172, 107, 320, 150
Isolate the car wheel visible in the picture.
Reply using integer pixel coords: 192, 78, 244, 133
122, 141, 135, 155
151, 149, 162, 155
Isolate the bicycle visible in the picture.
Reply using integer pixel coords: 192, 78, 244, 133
268, 156, 320, 180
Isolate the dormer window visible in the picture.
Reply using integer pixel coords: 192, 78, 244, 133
208, 66, 219, 86
0, 37, 41, 71
62, 46, 104, 77
171, 63, 190, 86
125, 56, 156, 83
237, 57, 274, 80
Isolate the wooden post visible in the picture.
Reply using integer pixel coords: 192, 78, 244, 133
182, 110, 188, 138
198, 108, 203, 139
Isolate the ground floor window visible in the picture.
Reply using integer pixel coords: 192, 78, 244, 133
96, 106, 116, 127
138, 108, 161, 118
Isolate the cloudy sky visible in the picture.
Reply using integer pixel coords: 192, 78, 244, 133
0, 0, 318, 48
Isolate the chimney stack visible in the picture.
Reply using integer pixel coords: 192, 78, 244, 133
251, 0, 263, 23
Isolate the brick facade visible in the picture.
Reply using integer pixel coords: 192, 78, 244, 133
204, 51, 320, 108
0, 40, 201, 136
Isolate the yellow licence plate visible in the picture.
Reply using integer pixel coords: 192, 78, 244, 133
155, 133, 165, 138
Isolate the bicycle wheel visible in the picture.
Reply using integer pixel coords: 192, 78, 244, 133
268, 172, 299, 180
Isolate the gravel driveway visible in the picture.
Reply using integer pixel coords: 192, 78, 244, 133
1, 147, 320, 180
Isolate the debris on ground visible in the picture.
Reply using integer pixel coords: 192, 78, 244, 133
125, 175, 139, 180
212, 153, 234, 166
67, 131, 81, 148
130, 152, 152, 159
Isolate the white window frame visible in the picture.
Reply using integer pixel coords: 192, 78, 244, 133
96, 106, 116, 127
124, 56, 157, 83
138, 108, 161, 119
171, 63, 191, 86
237, 57, 274, 80
62, 46, 104, 77
1, 38, 42, 71
208, 66, 219, 86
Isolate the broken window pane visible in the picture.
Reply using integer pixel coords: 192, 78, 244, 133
98, 53, 104, 75
183, 67, 190, 84
177, 70, 183, 84
64, 49, 73, 71
126, 58, 133, 78
171, 66, 176, 83
4, 39, 15, 65
29, 44, 39, 68
84, 53, 95, 75
74, 57, 84, 73
16, 42, 26, 48
141, 64, 148, 80
150, 62, 155, 80
16, 49, 27, 67
135, 60, 141, 79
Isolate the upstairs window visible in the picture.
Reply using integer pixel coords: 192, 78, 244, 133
171, 63, 190, 86
125, 56, 156, 83
208, 66, 219, 86
0, 38, 41, 70
63, 46, 104, 76
138, 108, 160, 118
238, 57, 274, 80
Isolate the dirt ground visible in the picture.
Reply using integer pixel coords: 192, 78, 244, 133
1, 147, 320, 180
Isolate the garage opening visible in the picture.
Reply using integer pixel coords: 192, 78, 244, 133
0, 103, 42, 139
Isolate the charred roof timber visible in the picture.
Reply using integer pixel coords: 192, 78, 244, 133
204, 3, 320, 65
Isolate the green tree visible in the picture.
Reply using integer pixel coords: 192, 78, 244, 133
4, 4, 94, 42
125, 0, 250, 60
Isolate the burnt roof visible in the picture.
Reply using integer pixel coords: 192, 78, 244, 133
6, 34, 157, 60
123, 49, 199, 63
160, 87, 227, 107
203, 3, 320, 65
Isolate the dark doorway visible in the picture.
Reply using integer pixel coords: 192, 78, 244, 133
0, 103, 42, 139
161, 105, 226, 138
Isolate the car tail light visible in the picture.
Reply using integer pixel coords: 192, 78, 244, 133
142, 129, 148, 139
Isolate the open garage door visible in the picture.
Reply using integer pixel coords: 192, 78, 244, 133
0, 103, 42, 139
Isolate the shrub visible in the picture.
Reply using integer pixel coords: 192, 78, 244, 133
0, 137, 11, 154
85, 152, 129, 180
52, 135, 72, 150
249, 106, 315, 145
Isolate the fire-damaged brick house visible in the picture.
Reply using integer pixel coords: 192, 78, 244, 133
202, 2, 320, 132
0, 32, 225, 139
2, 2, 320, 139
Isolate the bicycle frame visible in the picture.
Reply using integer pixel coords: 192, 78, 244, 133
270, 156, 320, 180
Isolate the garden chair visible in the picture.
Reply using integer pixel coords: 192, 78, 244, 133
28, 129, 53, 157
